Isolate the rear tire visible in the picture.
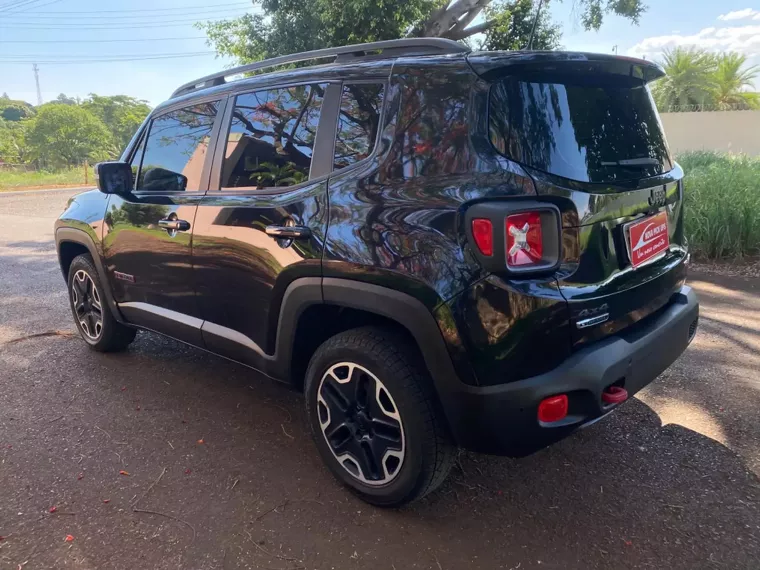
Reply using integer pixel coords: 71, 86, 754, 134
304, 326, 455, 507
67, 254, 136, 352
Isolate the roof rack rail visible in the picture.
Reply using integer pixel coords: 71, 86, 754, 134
170, 38, 468, 99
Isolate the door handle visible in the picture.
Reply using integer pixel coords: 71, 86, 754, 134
265, 225, 311, 239
159, 218, 191, 232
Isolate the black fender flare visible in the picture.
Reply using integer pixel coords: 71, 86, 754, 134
271, 277, 466, 440
55, 227, 124, 323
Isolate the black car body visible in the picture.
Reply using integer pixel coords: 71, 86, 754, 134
55, 39, 699, 505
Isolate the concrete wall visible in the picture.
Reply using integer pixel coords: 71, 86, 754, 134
660, 110, 760, 156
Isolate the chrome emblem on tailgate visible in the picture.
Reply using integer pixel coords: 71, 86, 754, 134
648, 186, 667, 208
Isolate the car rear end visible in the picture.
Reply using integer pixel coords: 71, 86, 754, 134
437, 51, 699, 455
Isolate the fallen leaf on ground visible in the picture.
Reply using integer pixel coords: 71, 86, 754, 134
185, 469, 191, 475
103, 499, 110, 504
623, 539, 633, 547
135, 406, 141, 411
49, 506, 57, 513
119, 470, 130, 476
77, 473, 84, 480
120, 387, 126, 391
197, 439, 204, 444
65, 535, 74, 542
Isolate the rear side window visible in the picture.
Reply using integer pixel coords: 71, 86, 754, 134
221, 84, 326, 190
489, 79, 672, 183
334, 83, 385, 170
137, 101, 219, 191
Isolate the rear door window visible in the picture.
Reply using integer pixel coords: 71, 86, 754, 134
333, 83, 385, 170
221, 84, 327, 190
489, 79, 672, 183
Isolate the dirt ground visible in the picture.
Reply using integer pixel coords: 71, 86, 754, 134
1, 189, 759, 569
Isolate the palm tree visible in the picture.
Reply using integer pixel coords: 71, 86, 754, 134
711, 52, 760, 110
652, 47, 717, 111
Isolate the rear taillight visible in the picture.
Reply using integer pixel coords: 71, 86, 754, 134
506, 212, 543, 267
471, 218, 493, 256
465, 202, 561, 275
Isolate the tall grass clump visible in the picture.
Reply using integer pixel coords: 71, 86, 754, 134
678, 151, 760, 260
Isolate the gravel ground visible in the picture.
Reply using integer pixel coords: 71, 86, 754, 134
1, 188, 758, 570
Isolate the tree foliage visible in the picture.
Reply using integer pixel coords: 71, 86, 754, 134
0, 93, 152, 167
712, 52, 759, 110
25, 104, 113, 168
82, 94, 151, 152
652, 48, 759, 111
0, 120, 29, 163
0, 94, 35, 122
198, 0, 645, 64
479, 0, 561, 51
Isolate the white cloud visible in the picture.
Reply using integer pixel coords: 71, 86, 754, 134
627, 24, 760, 60
718, 8, 760, 21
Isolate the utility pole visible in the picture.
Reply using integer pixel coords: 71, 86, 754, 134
32, 63, 42, 105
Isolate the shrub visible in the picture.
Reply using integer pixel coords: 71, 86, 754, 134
678, 151, 760, 260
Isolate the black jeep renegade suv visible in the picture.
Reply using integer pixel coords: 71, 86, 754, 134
55, 38, 699, 506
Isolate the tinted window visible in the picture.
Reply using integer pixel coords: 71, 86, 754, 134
138, 101, 219, 191
489, 79, 672, 183
129, 133, 146, 189
221, 84, 326, 190
334, 83, 384, 170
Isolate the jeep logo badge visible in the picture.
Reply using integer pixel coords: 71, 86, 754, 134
648, 186, 667, 208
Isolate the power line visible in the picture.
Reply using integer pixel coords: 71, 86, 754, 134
0, 36, 208, 43
3, 5, 251, 19
3, 9, 249, 23
0, 0, 48, 12
2, 50, 218, 59
9, 1, 249, 13
0, 52, 218, 64
0, 0, 61, 13
1, 15, 248, 29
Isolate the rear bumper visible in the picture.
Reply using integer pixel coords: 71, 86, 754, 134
441, 285, 699, 456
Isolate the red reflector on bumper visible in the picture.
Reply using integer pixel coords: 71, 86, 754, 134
538, 394, 568, 423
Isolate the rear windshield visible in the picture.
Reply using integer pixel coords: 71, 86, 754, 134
489, 78, 673, 183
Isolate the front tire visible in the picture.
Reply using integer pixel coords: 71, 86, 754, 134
67, 254, 136, 352
305, 326, 455, 507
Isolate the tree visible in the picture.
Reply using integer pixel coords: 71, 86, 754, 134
478, 0, 561, 51
199, 0, 645, 64
651, 47, 718, 111
711, 52, 759, 110
54, 93, 80, 106
82, 94, 151, 153
0, 97, 35, 122
0, 120, 29, 164
25, 104, 113, 168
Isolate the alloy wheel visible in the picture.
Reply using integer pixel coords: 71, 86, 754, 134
71, 270, 103, 340
317, 362, 405, 485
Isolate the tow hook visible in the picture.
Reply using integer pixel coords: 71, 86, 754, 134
602, 386, 628, 405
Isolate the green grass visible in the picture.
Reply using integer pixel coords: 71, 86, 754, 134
0, 166, 95, 191
678, 151, 760, 260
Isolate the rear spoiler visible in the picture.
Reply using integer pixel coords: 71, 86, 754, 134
467, 51, 665, 84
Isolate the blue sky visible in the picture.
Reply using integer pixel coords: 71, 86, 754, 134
1, 0, 758, 107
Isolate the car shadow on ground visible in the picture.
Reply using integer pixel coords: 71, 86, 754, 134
1, 326, 759, 570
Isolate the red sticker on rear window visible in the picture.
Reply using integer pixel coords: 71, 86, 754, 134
627, 211, 669, 268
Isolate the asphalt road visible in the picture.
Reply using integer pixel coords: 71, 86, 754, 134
1, 188, 759, 570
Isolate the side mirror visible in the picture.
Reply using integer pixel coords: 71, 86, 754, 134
95, 161, 133, 194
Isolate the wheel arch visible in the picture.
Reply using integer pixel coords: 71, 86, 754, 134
55, 227, 124, 323
272, 278, 467, 440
